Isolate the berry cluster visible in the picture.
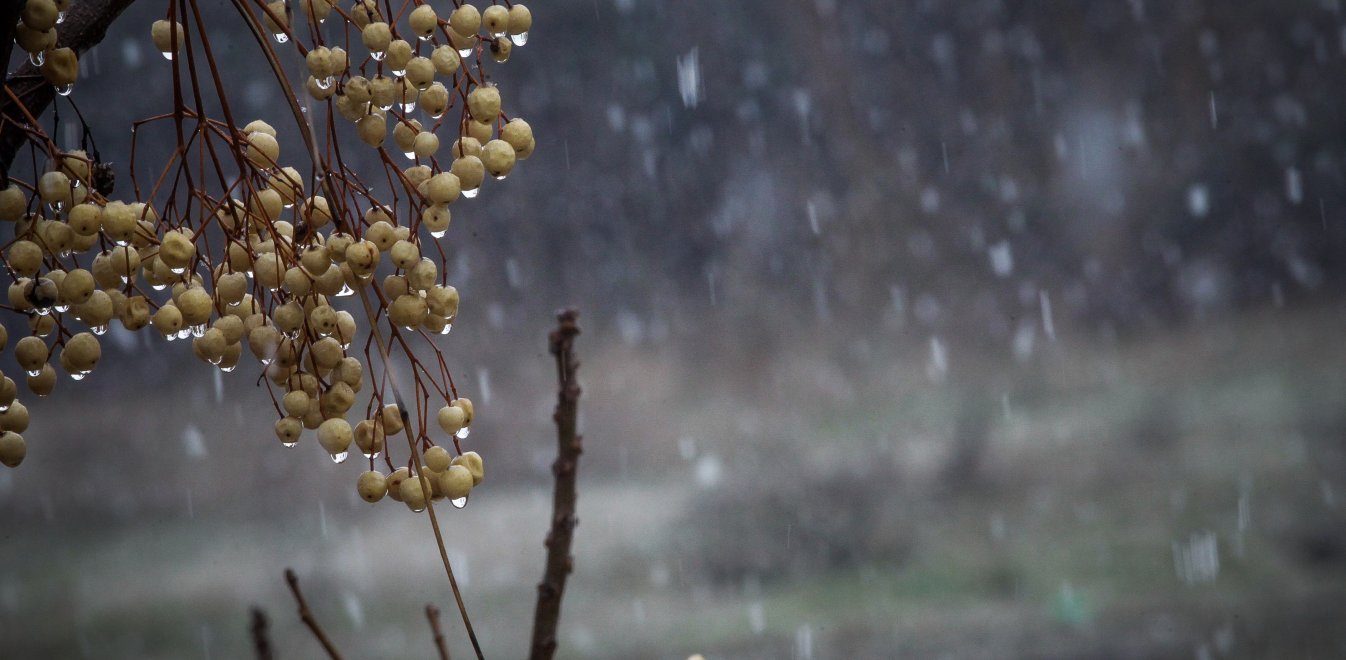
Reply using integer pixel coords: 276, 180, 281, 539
13, 0, 80, 96
0, 0, 539, 511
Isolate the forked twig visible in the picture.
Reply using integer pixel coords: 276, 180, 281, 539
284, 568, 343, 660
427, 604, 451, 660
529, 309, 584, 660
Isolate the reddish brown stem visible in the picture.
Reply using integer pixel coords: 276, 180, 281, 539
529, 309, 584, 660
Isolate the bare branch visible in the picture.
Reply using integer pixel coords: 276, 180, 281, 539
426, 604, 451, 660
529, 309, 584, 660
284, 568, 343, 660
250, 607, 274, 660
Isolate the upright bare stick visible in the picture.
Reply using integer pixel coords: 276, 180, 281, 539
427, 604, 451, 660
529, 309, 584, 660
284, 568, 344, 660
249, 607, 274, 660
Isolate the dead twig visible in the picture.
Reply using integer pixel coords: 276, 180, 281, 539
250, 607, 274, 660
284, 568, 343, 660
529, 309, 584, 660
427, 604, 451, 660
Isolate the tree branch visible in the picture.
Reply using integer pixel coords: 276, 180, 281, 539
426, 604, 451, 660
250, 607, 275, 660
529, 309, 584, 660
284, 568, 344, 660
0, 0, 136, 179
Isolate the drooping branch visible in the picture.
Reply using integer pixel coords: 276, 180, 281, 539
0, 0, 137, 178
529, 309, 584, 660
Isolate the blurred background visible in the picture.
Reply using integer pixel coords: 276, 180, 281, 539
3, 0, 1346, 657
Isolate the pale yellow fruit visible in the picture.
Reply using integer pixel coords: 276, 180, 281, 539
357, 470, 388, 502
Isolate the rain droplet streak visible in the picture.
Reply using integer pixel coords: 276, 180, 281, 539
1039, 290, 1056, 341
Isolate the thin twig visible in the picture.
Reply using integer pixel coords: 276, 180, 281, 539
529, 309, 584, 660
427, 604, 451, 660
250, 607, 275, 660
284, 568, 344, 660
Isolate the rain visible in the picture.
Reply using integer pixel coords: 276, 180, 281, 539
0, 0, 1344, 658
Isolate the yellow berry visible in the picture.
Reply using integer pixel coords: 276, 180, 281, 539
449, 4, 481, 37
357, 470, 388, 502
0, 431, 25, 468
438, 464, 473, 499
436, 404, 465, 435
317, 417, 352, 456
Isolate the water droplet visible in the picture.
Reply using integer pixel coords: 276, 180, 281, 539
220, 364, 237, 373
176, 327, 192, 340
462, 188, 479, 199
150, 282, 168, 291
316, 76, 334, 90
69, 372, 86, 381
165, 332, 178, 342
273, 32, 289, 44
29, 51, 45, 67
361, 450, 382, 460
330, 451, 349, 464
91, 324, 107, 335
401, 102, 417, 113
455, 426, 470, 440
378, 101, 394, 112
392, 68, 406, 77
450, 496, 468, 509
56, 10, 66, 24
54, 83, 73, 97
371, 50, 386, 62
190, 323, 206, 338
54, 304, 69, 313
282, 440, 297, 448
25, 369, 42, 377
48, 201, 64, 213
160, 51, 175, 61
336, 284, 354, 297
430, 229, 447, 239
492, 30, 508, 39
402, 150, 416, 160
457, 47, 473, 58
510, 32, 529, 47
429, 109, 446, 120
208, 354, 223, 365
492, 174, 507, 181
439, 323, 452, 335
170, 266, 186, 275
0, 404, 10, 413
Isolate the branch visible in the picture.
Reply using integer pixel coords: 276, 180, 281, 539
0, 0, 137, 178
426, 604, 451, 660
284, 568, 344, 660
529, 309, 584, 660
250, 607, 274, 660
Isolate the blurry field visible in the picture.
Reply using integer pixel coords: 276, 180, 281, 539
1, 303, 1345, 658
